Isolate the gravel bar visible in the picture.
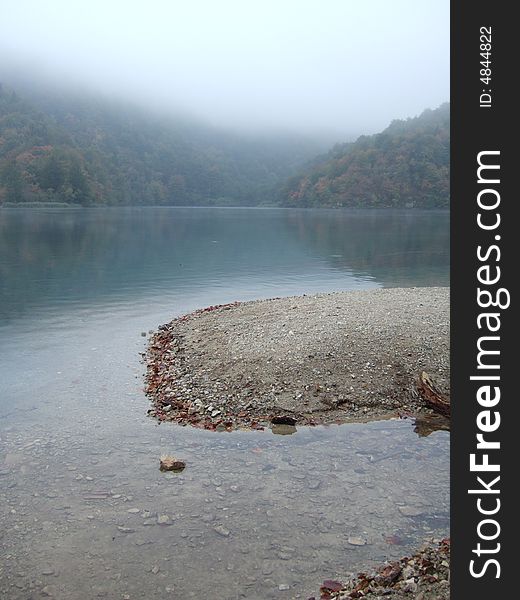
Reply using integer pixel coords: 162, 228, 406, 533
144, 287, 450, 430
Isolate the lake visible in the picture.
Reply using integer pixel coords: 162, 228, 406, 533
0, 207, 449, 599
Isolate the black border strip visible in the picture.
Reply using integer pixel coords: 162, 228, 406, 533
451, 1, 513, 596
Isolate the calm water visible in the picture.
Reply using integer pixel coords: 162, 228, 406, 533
0, 208, 449, 599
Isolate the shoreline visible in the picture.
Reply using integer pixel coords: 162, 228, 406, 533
144, 287, 450, 431
312, 538, 450, 600
1, 203, 450, 212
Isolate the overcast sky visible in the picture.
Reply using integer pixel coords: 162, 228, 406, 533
0, 0, 449, 138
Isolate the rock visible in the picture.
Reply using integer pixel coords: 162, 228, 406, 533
347, 536, 367, 546
375, 563, 402, 586
201, 513, 215, 523
160, 456, 186, 472
157, 515, 172, 525
213, 525, 230, 537
401, 565, 415, 580
117, 526, 135, 533
83, 492, 110, 500
398, 505, 424, 517
384, 534, 403, 545
321, 580, 343, 593
151, 565, 160, 574
402, 578, 418, 593
127, 508, 140, 514
278, 583, 290, 591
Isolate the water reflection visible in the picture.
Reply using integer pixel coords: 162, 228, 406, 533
271, 424, 298, 436
285, 209, 450, 287
413, 414, 451, 437
0, 207, 449, 323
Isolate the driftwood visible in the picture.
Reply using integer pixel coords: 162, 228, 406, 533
417, 371, 450, 417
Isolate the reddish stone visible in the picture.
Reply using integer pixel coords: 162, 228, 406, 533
320, 579, 343, 592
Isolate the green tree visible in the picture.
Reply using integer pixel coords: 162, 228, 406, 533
39, 153, 65, 191
1, 159, 24, 203
67, 157, 91, 204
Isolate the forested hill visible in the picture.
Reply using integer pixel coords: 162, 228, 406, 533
278, 103, 449, 209
0, 81, 449, 208
0, 82, 321, 206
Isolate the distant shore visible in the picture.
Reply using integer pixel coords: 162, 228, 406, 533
145, 287, 450, 431
0, 201, 79, 208
1, 202, 450, 211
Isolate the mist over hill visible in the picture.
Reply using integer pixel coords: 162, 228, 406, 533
0, 82, 323, 206
1, 80, 449, 208
279, 104, 449, 209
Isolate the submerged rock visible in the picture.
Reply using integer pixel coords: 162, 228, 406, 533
213, 525, 231, 537
347, 536, 367, 546
398, 505, 424, 517
117, 526, 135, 533
157, 515, 172, 525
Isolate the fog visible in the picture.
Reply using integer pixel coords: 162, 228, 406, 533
0, 0, 449, 138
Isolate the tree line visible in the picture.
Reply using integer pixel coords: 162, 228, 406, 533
1, 82, 449, 208
0, 82, 318, 206
278, 103, 449, 209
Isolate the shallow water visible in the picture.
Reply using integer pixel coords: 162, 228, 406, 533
0, 207, 449, 599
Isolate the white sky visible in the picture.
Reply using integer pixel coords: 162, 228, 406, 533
0, 0, 449, 137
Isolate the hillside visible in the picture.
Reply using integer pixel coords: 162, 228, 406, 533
0, 81, 449, 209
0, 82, 320, 206
279, 103, 449, 208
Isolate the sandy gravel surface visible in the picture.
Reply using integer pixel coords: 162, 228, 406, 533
145, 287, 449, 430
